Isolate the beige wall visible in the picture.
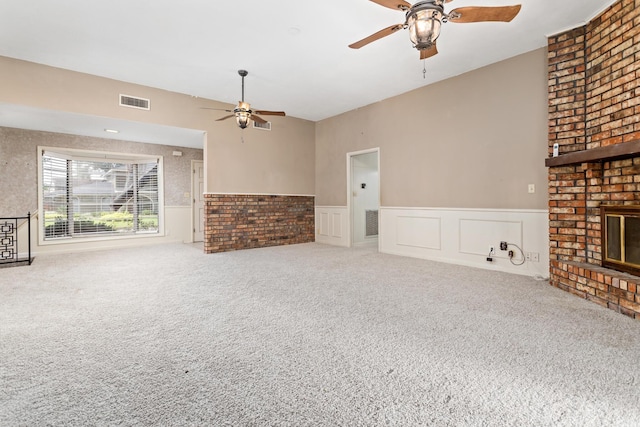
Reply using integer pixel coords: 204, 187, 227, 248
1, 50, 548, 211
0, 56, 316, 195
315, 48, 549, 209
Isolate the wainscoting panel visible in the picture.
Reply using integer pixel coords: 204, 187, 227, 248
459, 219, 522, 256
315, 206, 349, 247
319, 212, 330, 237
332, 213, 343, 238
381, 207, 549, 277
397, 215, 441, 250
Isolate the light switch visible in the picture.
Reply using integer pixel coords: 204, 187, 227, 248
528, 184, 535, 194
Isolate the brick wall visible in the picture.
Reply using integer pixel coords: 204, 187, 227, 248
547, 0, 640, 320
585, 0, 640, 148
203, 194, 314, 254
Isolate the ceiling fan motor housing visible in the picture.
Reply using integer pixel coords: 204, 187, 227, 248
233, 101, 252, 129
407, 1, 444, 50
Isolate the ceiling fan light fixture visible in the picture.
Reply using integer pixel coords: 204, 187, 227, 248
407, 2, 444, 51
234, 109, 251, 129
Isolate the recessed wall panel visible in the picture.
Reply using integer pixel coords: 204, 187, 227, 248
459, 219, 522, 256
332, 213, 342, 237
397, 216, 441, 250
320, 212, 329, 236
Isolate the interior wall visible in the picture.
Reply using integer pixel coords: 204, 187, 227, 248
315, 48, 549, 209
0, 56, 316, 196
1, 126, 203, 253
315, 48, 550, 277
0, 126, 202, 218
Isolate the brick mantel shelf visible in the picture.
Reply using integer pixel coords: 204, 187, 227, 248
546, 139, 640, 167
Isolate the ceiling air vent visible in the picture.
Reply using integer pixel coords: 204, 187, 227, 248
119, 94, 150, 110
253, 120, 271, 131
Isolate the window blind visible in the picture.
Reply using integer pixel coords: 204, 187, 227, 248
41, 149, 161, 240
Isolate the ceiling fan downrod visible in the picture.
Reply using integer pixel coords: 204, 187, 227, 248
238, 69, 248, 102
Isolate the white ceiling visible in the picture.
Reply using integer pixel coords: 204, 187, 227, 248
0, 103, 206, 148
0, 0, 616, 145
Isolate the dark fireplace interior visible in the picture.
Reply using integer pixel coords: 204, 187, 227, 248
602, 205, 640, 276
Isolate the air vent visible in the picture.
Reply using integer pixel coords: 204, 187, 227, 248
365, 210, 379, 237
253, 120, 271, 131
119, 94, 150, 110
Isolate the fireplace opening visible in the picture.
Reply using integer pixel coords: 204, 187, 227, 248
601, 205, 640, 276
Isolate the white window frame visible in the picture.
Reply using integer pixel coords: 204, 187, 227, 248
37, 146, 165, 246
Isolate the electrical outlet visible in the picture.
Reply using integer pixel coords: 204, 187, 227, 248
486, 246, 494, 262
525, 252, 540, 262
500, 241, 508, 251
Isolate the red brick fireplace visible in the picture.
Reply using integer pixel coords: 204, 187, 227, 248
547, 0, 640, 320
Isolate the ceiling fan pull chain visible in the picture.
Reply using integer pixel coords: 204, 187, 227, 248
423, 59, 427, 79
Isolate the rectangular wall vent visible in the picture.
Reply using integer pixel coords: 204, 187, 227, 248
365, 210, 379, 237
119, 94, 150, 110
253, 120, 271, 131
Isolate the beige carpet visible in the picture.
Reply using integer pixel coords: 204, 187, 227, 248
1, 242, 639, 426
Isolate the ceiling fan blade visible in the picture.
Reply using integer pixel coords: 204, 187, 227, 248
349, 24, 404, 49
369, 0, 411, 11
254, 110, 286, 116
420, 44, 438, 60
251, 114, 267, 124
449, 5, 521, 23
215, 115, 235, 122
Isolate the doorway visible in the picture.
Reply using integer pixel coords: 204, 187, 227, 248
348, 149, 380, 248
192, 160, 205, 242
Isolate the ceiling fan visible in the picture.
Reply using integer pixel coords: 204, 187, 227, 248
205, 70, 285, 129
349, 0, 521, 60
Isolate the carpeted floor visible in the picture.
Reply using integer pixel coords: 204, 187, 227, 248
0, 242, 639, 426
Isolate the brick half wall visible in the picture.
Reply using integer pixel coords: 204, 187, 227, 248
204, 194, 315, 253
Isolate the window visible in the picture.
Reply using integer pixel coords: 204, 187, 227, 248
39, 147, 163, 242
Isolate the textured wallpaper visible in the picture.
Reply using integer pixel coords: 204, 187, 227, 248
0, 126, 203, 218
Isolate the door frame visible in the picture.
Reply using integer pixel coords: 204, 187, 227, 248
346, 147, 380, 248
191, 159, 204, 243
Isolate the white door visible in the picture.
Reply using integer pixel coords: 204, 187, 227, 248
192, 160, 205, 242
